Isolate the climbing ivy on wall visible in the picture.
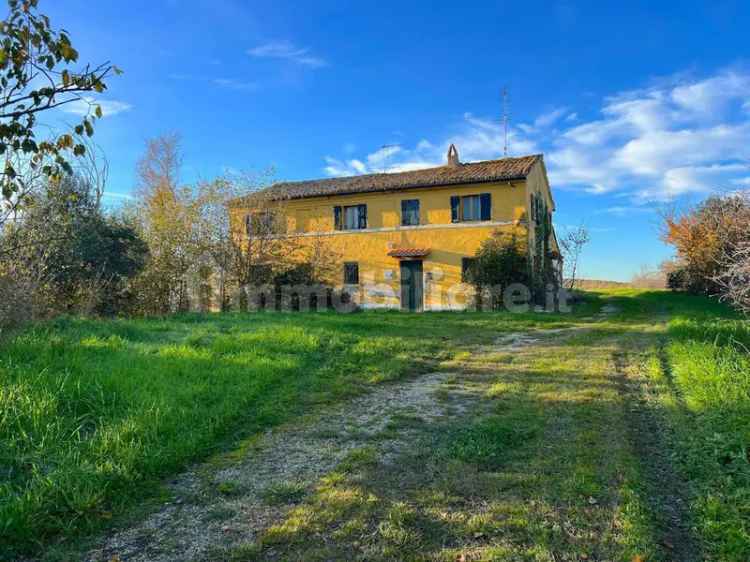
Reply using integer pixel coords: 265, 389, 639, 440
531, 193, 556, 301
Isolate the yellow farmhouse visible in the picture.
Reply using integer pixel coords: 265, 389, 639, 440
229, 146, 560, 311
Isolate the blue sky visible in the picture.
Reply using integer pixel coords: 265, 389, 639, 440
42, 0, 750, 281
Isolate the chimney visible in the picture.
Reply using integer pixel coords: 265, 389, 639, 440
446, 144, 460, 167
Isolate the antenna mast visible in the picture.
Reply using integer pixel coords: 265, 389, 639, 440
502, 87, 509, 157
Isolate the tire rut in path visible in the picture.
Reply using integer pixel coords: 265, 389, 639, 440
612, 350, 701, 562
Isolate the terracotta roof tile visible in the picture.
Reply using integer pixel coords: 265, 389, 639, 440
230, 154, 541, 205
387, 248, 431, 258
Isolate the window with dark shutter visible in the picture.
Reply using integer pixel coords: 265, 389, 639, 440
334, 206, 343, 230
461, 257, 477, 282
480, 193, 491, 221
358, 204, 367, 229
344, 262, 359, 284
452, 194, 491, 222
450, 196, 460, 223
401, 199, 420, 226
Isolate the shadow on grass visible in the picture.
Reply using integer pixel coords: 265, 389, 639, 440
227, 346, 671, 562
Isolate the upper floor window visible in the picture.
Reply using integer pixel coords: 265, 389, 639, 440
334, 204, 367, 230
401, 199, 420, 226
451, 193, 491, 223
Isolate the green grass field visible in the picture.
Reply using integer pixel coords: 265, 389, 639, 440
1, 291, 748, 560
651, 309, 750, 559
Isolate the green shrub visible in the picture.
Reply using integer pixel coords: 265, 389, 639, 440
466, 231, 531, 310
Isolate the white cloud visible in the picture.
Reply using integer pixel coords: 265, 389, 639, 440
60, 97, 132, 117
546, 69, 750, 201
534, 107, 569, 128
323, 156, 356, 177
367, 145, 401, 166
248, 40, 327, 68
670, 71, 750, 117
349, 159, 367, 174
320, 69, 750, 202
321, 111, 540, 177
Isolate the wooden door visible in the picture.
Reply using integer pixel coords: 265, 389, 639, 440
399, 260, 423, 312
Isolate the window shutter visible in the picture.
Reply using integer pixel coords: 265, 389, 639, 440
244, 214, 253, 235
344, 262, 359, 284
358, 204, 367, 229
480, 193, 491, 221
450, 196, 460, 223
334, 206, 342, 230
401, 200, 408, 225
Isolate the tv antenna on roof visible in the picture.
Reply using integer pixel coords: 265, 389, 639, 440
379, 144, 400, 173
502, 87, 510, 157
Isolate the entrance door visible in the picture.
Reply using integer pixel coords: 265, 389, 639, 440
400, 260, 423, 312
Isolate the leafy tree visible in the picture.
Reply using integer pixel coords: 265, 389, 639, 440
661, 194, 750, 295
1, 174, 147, 317
0, 0, 120, 216
465, 230, 530, 310
129, 134, 204, 313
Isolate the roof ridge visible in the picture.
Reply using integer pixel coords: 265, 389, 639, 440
229, 153, 542, 205
272, 153, 541, 187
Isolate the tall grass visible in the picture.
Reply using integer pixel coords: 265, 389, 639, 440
656, 315, 750, 560
0, 312, 449, 555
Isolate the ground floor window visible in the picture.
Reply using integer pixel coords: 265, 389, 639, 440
461, 257, 477, 282
344, 262, 359, 284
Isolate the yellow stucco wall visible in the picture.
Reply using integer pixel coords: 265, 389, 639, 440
230, 163, 555, 310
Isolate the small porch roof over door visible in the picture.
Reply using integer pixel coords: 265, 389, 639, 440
387, 248, 431, 258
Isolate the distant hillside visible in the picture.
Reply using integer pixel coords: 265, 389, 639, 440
570, 279, 631, 289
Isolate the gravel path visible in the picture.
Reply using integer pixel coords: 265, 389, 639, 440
86, 372, 469, 562
85, 328, 562, 562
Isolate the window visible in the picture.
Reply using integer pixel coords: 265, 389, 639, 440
462, 195, 481, 221
461, 257, 477, 282
344, 262, 359, 284
451, 193, 491, 223
401, 199, 420, 226
334, 204, 367, 230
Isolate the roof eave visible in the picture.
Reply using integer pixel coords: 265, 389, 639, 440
267, 174, 528, 203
